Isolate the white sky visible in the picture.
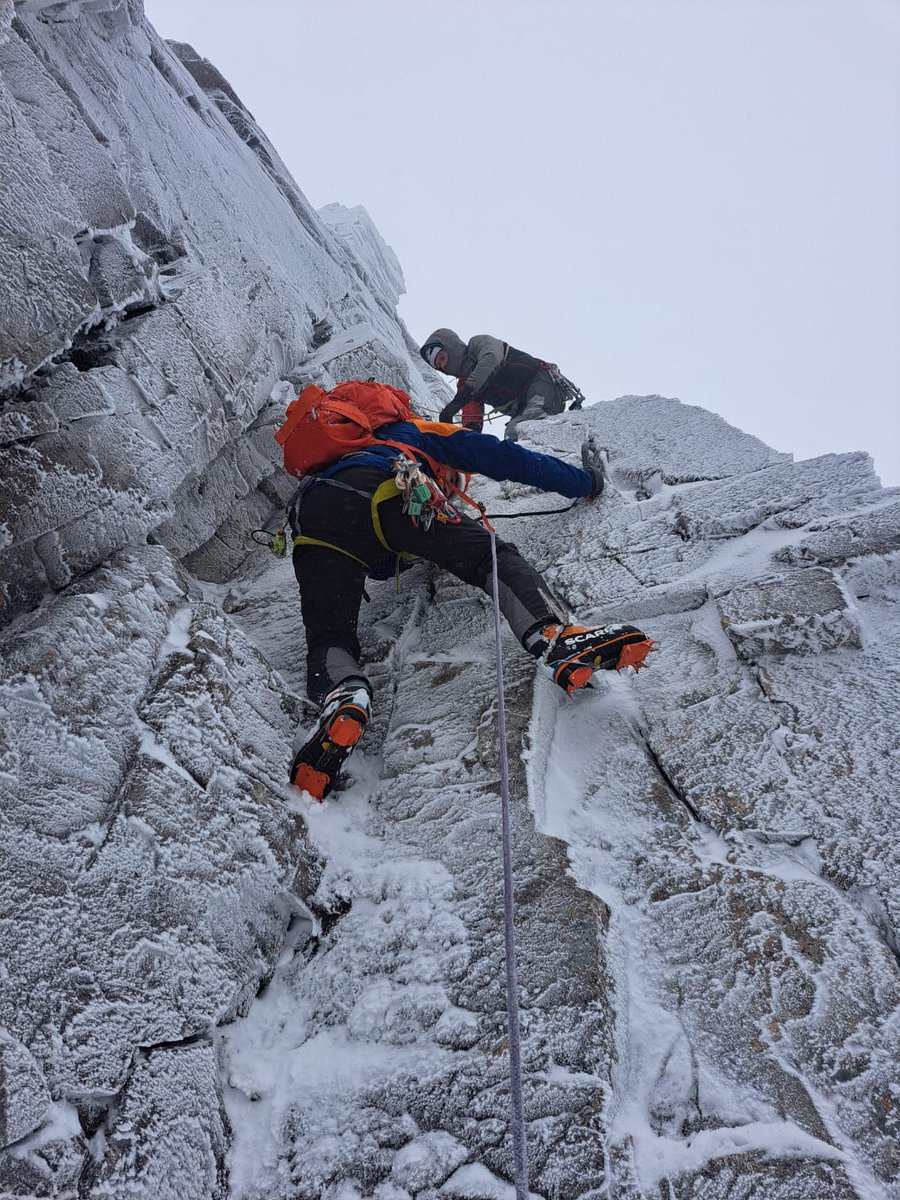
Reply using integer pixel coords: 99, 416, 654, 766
144, 0, 900, 485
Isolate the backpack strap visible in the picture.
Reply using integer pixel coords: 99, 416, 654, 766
321, 398, 378, 432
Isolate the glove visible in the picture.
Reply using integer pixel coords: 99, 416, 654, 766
439, 385, 474, 425
581, 439, 605, 498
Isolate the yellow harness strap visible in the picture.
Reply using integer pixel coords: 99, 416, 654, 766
370, 479, 418, 562
291, 478, 418, 579
290, 535, 371, 569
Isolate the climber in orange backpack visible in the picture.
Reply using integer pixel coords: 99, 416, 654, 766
274, 379, 653, 800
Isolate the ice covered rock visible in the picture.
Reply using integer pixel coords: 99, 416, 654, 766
2, 2, 900, 1197
390, 1130, 470, 1190
0, 1039, 51, 1147
0, 545, 319, 1186
717, 567, 863, 658
527, 393, 791, 492
0, 1100, 86, 1198
80, 1044, 230, 1200
782, 497, 900, 566
320, 202, 406, 311
0, 2, 439, 622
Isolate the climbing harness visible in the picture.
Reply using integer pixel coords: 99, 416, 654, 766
277, 460, 462, 593
252, 446, 481, 592
486, 523, 530, 1200
286, 475, 416, 592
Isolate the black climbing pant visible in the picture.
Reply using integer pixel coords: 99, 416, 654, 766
292, 465, 560, 703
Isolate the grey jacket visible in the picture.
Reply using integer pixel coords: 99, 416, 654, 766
422, 327, 507, 395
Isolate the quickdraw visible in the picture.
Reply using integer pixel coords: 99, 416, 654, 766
391, 454, 461, 532
547, 364, 587, 410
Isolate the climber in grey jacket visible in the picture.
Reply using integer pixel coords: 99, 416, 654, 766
420, 327, 579, 442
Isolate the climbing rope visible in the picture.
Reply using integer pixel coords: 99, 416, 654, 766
485, 499, 579, 520
487, 526, 530, 1200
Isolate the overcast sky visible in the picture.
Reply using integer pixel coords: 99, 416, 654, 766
145, 0, 900, 485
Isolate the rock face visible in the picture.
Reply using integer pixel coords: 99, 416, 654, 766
717, 567, 862, 659
211, 407, 900, 1200
0, 0, 443, 624
2, 4, 900, 1200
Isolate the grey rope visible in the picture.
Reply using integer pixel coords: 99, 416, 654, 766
488, 527, 530, 1199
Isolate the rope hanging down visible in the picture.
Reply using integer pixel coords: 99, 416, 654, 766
487, 526, 530, 1200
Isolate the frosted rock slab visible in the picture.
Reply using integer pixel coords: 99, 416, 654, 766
718, 567, 862, 659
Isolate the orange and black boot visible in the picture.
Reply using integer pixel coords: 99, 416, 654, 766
289, 678, 372, 800
525, 622, 655, 694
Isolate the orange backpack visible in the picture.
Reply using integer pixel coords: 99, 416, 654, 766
274, 380, 416, 477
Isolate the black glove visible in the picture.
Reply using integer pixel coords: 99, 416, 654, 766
581, 439, 605, 498
439, 385, 474, 425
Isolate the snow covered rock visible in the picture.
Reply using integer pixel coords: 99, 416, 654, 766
80, 1043, 230, 1200
389, 1130, 470, 1191
0, 1, 440, 624
217, 556, 616, 1200
0, 1039, 51, 1147
320, 202, 407, 312
783, 498, 900, 567
717, 567, 863, 658
0, 545, 319, 1191
2, 3, 900, 1198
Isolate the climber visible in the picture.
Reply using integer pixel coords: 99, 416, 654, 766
275, 379, 652, 801
420, 328, 585, 442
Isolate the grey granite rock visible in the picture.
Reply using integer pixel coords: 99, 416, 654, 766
717, 567, 862, 659
0, 1040, 51, 1148
0, 1, 441, 626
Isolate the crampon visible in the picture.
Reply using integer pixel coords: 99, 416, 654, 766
289, 679, 371, 801
537, 623, 656, 694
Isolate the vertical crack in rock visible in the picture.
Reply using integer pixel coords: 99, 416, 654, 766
613, 552, 651, 588
0, 545, 322, 1198
637, 722, 704, 824
513, 429, 899, 1195
10, 13, 111, 146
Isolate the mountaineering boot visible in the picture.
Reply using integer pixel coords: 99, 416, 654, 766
289, 677, 372, 800
524, 622, 655, 694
